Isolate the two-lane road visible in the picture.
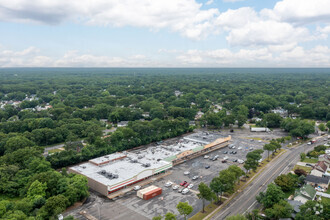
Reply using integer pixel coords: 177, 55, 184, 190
211, 138, 327, 220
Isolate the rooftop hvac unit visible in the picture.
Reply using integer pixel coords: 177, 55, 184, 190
104, 156, 109, 158
113, 174, 119, 178
101, 170, 106, 174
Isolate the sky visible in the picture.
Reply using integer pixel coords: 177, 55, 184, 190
0, 0, 330, 67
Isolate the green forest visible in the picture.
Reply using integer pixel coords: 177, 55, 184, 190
0, 68, 329, 219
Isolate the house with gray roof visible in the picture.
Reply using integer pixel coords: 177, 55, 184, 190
305, 175, 330, 189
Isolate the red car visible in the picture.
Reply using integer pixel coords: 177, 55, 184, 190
180, 181, 187, 186
184, 182, 190, 188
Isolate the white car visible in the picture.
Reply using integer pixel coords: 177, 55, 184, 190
232, 146, 236, 149
182, 188, 190, 194
192, 176, 199, 180
258, 140, 262, 143
184, 171, 190, 175
187, 184, 194, 189
165, 182, 173, 187
204, 155, 209, 159
172, 185, 179, 190
134, 185, 141, 191
238, 147, 242, 150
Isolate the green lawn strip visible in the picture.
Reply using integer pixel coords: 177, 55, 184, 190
293, 165, 312, 173
301, 158, 318, 163
203, 149, 286, 220
243, 137, 263, 141
189, 200, 225, 220
284, 189, 295, 199
321, 197, 330, 203
48, 148, 65, 154
326, 187, 330, 194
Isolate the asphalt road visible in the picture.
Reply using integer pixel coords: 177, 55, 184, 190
211, 136, 327, 220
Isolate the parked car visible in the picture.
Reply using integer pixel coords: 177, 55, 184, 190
134, 185, 141, 191
233, 159, 238, 162
238, 147, 242, 150
306, 163, 313, 167
184, 182, 190, 188
223, 156, 229, 160
233, 151, 237, 154
187, 184, 194, 189
172, 185, 179, 190
237, 159, 244, 164
180, 181, 187, 186
192, 176, 199, 180
178, 188, 183, 193
232, 146, 236, 149
258, 140, 262, 143
204, 155, 209, 159
223, 151, 228, 154
205, 165, 210, 169
165, 181, 173, 187
182, 188, 190, 194
184, 171, 190, 175
222, 160, 227, 163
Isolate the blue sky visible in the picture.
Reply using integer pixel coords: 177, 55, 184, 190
0, 0, 329, 67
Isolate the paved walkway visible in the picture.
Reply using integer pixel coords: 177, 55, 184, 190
316, 192, 330, 198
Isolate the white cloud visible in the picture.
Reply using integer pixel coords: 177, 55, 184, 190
227, 20, 310, 46
205, 0, 214, 5
0, 46, 164, 67
223, 0, 246, 2
175, 45, 330, 67
1, 45, 330, 67
269, 0, 330, 24
0, 0, 219, 40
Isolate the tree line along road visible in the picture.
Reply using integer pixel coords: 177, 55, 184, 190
209, 137, 326, 220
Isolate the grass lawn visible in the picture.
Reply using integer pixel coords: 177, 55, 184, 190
189, 203, 219, 220
327, 187, 330, 194
244, 137, 263, 141
293, 165, 312, 173
48, 148, 64, 154
301, 158, 318, 163
322, 197, 330, 203
284, 189, 295, 199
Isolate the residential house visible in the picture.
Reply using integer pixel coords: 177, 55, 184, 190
294, 184, 317, 204
142, 112, 150, 118
117, 121, 129, 127
311, 161, 328, 177
305, 175, 330, 189
250, 127, 270, 132
174, 90, 183, 97
318, 154, 330, 166
195, 111, 204, 120
287, 200, 303, 218
189, 121, 196, 126
271, 108, 288, 117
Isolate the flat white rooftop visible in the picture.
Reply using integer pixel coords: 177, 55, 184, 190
70, 132, 225, 188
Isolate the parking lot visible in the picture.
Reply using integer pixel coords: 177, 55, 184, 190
66, 129, 287, 220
